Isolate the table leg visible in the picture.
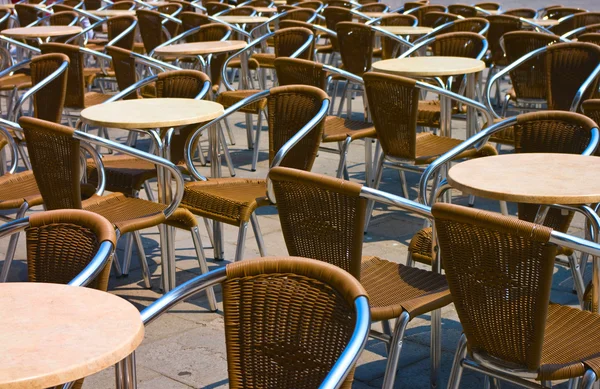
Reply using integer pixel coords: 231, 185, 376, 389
115, 352, 137, 389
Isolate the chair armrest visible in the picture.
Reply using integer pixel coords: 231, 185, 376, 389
221, 32, 275, 91
0, 121, 19, 175
68, 240, 114, 286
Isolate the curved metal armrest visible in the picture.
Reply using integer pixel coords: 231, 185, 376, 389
290, 34, 314, 59
142, 267, 226, 325
571, 63, 600, 112
72, 7, 105, 22
104, 75, 158, 103
0, 57, 33, 79
106, 19, 138, 47
68, 240, 114, 286
159, 11, 183, 25
417, 117, 519, 205
473, 6, 491, 15
0, 36, 41, 55
320, 296, 370, 389
323, 64, 363, 84
10, 59, 69, 122
79, 140, 106, 196
131, 51, 182, 72
313, 24, 337, 38
74, 130, 185, 219
266, 98, 329, 202
221, 32, 275, 91
519, 17, 570, 39
185, 89, 270, 180
0, 123, 19, 175
561, 25, 592, 39
361, 185, 433, 218
188, 0, 207, 12
349, 9, 373, 21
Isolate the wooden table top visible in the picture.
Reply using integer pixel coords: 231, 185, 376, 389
448, 154, 600, 204
525, 18, 559, 26
216, 15, 270, 24
87, 9, 136, 16
0, 283, 144, 389
81, 98, 224, 129
154, 40, 247, 56
253, 6, 277, 13
378, 26, 433, 35
2, 25, 82, 38
372, 56, 485, 77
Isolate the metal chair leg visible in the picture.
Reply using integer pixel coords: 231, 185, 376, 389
381, 311, 410, 389
133, 231, 151, 289
203, 218, 215, 248
399, 170, 409, 199
122, 232, 134, 276
0, 202, 29, 282
336, 137, 352, 179
143, 182, 156, 202
190, 225, 217, 311
406, 252, 414, 267
250, 213, 266, 257
219, 123, 236, 177
224, 115, 236, 145
569, 253, 586, 305
448, 334, 468, 389
580, 370, 597, 389
235, 221, 248, 262
251, 109, 264, 171
336, 81, 349, 117
364, 154, 385, 232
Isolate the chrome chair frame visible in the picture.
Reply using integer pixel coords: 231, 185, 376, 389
140, 261, 371, 389
183, 88, 329, 262
562, 23, 600, 40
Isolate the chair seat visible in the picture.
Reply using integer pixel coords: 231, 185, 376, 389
217, 89, 267, 114
250, 52, 276, 68
316, 43, 333, 54
360, 256, 451, 321
226, 57, 260, 69
181, 178, 270, 225
0, 170, 43, 210
87, 155, 158, 196
372, 47, 382, 58
412, 132, 497, 165
417, 100, 455, 128
84, 91, 113, 108
322, 116, 376, 142
0, 73, 32, 91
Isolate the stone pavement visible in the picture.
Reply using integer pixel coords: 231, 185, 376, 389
5, 3, 599, 385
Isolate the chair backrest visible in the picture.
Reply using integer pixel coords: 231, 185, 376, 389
25, 209, 116, 291
580, 32, 600, 45
19, 117, 84, 210
227, 5, 255, 15
442, 17, 489, 34
106, 15, 137, 50
15, 4, 40, 26
336, 22, 374, 76
486, 15, 523, 65
280, 8, 315, 22
246, 0, 271, 6
363, 72, 419, 160
278, 4, 298, 12
111, 1, 135, 9
474, 2, 500, 11
180, 11, 211, 31
106, 46, 138, 100
432, 202, 556, 372
170, 0, 194, 12
422, 11, 459, 28
503, 31, 560, 100
429, 31, 486, 58
49, 10, 78, 25
137, 9, 168, 53
359, 3, 387, 12
205, 2, 232, 15
380, 13, 417, 26
269, 167, 365, 278
273, 26, 313, 59
502, 8, 537, 18
274, 57, 327, 89
52, 4, 75, 12
545, 7, 586, 20
297, 1, 323, 11
84, 0, 102, 10
266, 85, 327, 170
30, 53, 70, 123
553, 12, 600, 37
186, 22, 230, 42
327, 0, 353, 8
0, 9, 9, 31
156, 3, 182, 39
447, 4, 478, 17
322, 6, 352, 50
410, 5, 447, 25
40, 42, 86, 109
404, 1, 427, 11
222, 256, 367, 388
380, 14, 418, 59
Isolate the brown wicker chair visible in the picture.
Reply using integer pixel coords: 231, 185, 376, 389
406, 4, 447, 25
474, 2, 500, 11
583, 100, 600, 152
580, 32, 600, 45
403, 1, 428, 12
84, 0, 102, 10
268, 166, 452, 389
156, 3, 182, 38
421, 11, 459, 28
137, 9, 172, 54
379, 14, 418, 59
447, 4, 478, 18
502, 8, 537, 18
296, 1, 323, 11
110, 1, 136, 9
545, 6, 587, 20
552, 12, 600, 37
181, 85, 328, 262
357, 2, 387, 12
408, 111, 598, 302
485, 14, 523, 67
142, 256, 371, 389
180, 11, 211, 30
322, 6, 352, 55
437, 203, 600, 389
85, 15, 138, 52
418, 17, 490, 40
279, 8, 316, 22
15, 4, 41, 27
363, 71, 496, 208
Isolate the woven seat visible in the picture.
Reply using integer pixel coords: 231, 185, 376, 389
0, 73, 31, 90
322, 116, 376, 142
226, 57, 260, 69
250, 52, 276, 68
87, 155, 157, 196
414, 133, 497, 165
0, 171, 43, 210
217, 89, 267, 113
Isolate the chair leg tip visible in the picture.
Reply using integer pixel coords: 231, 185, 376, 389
251, 169, 256, 172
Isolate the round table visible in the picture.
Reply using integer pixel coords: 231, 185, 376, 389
87, 9, 136, 17
1, 26, 82, 38
526, 18, 559, 27
0, 283, 144, 388
154, 40, 247, 57
253, 6, 277, 13
362, 11, 388, 18
216, 15, 269, 24
378, 26, 433, 35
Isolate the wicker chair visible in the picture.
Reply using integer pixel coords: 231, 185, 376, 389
408, 111, 598, 304
474, 2, 500, 11
322, 6, 353, 57
502, 8, 537, 18
552, 12, 600, 37
485, 14, 523, 68
268, 166, 452, 389
156, 3, 182, 38
109, 1, 136, 9
421, 11, 460, 28
15, 4, 41, 27
279, 8, 316, 22
564, 23, 600, 40
296, 1, 324, 11
405, 4, 448, 25
357, 2, 388, 12
205, 2, 233, 15
85, 15, 138, 52
137, 9, 175, 54
447, 4, 478, 17
17, 116, 217, 304
181, 85, 328, 262
180, 11, 211, 31
403, 1, 428, 12
583, 100, 600, 151
415, 17, 490, 41
437, 203, 600, 389
142, 256, 371, 389
580, 32, 600, 45
545, 6, 587, 20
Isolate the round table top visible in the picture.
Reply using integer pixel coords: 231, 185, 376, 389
379, 26, 433, 35
372, 56, 485, 77
145, 1, 172, 6
362, 11, 388, 18
154, 40, 247, 56
216, 15, 269, 24
87, 9, 136, 16
448, 154, 600, 204
0, 2, 45, 8
2, 26, 82, 38
253, 6, 277, 13
526, 18, 559, 26
81, 98, 225, 129
0, 283, 144, 389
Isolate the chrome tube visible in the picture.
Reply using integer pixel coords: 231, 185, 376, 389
79, 47, 112, 61
519, 17, 570, 40
106, 19, 138, 48
473, 6, 491, 15
207, 15, 252, 39
74, 131, 185, 219
571, 63, 600, 112
360, 186, 433, 219
104, 75, 159, 103
312, 24, 337, 37
221, 32, 274, 90
583, 128, 600, 156
68, 241, 115, 287
79, 141, 106, 196
267, 99, 330, 202
141, 267, 227, 325
349, 9, 373, 21
319, 296, 371, 389
0, 37, 40, 55
290, 34, 314, 59
322, 64, 364, 84
0, 58, 33, 79
65, 17, 106, 44
0, 126, 19, 175
0, 216, 29, 239
184, 89, 271, 180
370, 25, 414, 51
131, 52, 181, 71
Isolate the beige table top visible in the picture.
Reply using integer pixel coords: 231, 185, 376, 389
253, 6, 277, 13
216, 15, 269, 24
2, 25, 82, 38
379, 26, 433, 35
144, 1, 171, 6
526, 18, 559, 26
0, 283, 144, 389
81, 98, 224, 129
0, 3, 45, 9
362, 11, 388, 18
372, 56, 485, 77
88, 9, 136, 16
273, 0, 285, 4
154, 40, 247, 56
448, 154, 600, 204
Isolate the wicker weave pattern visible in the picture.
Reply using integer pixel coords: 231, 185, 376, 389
273, 27, 313, 59
106, 15, 137, 50
411, 5, 447, 25
205, 2, 231, 15
583, 99, 600, 155
422, 11, 459, 28
41, 43, 89, 109
0, 170, 42, 210
181, 11, 211, 31
336, 22, 373, 76
274, 57, 326, 89
15, 4, 39, 28
49, 10, 78, 26
447, 4, 478, 17
546, 7, 586, 20
475, 2, 500, 10
107, 46, 138, 100
322, 6, 352, 51
280, 9, 316, 22
30, 53, 68, 123
579, 32, 600, 45
486, 15, 523, 65
137, 9, 166, 53
433, 203, 556, 371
